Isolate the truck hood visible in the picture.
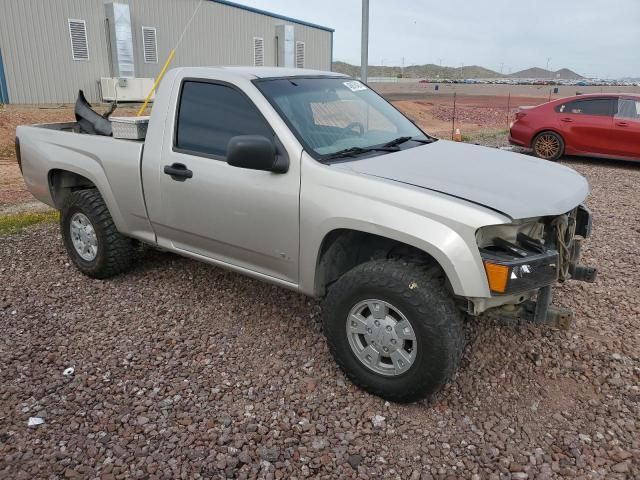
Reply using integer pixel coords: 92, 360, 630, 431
333, 140, 589, 219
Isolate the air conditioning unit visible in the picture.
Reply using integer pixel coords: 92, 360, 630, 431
100, 77, 155, 102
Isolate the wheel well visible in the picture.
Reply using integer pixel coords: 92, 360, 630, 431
49, 169, 97, 208
531, 129, 564, 148
314, 229, 441, 297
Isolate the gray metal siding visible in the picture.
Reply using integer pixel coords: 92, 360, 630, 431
128, 0, 332, 78
0, 0, 333, 104
0, 0, 111, 103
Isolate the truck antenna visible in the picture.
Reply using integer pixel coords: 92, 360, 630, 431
137, 0, 204, 117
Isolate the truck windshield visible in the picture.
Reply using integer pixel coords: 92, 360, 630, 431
255, 77, 431, 161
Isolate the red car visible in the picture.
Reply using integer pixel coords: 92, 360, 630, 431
509, 93, 640, 161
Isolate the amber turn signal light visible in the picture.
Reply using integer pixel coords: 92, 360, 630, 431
484, 262, 510, 294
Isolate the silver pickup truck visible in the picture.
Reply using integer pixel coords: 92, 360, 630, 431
16, 67, 596, 402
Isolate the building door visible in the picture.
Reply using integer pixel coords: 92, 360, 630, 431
0, 49, 9, 104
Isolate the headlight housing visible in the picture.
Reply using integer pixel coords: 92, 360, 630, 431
482, 249, 559, 294
477, 219, 559, 295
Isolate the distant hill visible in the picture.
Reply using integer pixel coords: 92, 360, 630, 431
510, 67, 583, 80
554, 68, 584, 80
332, 61, 502, 79
332, 61, 584, 80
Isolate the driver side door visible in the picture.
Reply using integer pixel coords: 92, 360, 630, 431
153, 80, 301, 284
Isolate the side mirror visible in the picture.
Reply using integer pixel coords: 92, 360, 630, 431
226, 135, 289, 173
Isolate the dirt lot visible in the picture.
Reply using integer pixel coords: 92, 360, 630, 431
1, 98, 639, 479
372, 82, 640, 99
391, 95, 545, 139
375, 82, 640, 139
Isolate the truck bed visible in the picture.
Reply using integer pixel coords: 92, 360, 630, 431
16, 122, 154, 242
33, 121, 145, 142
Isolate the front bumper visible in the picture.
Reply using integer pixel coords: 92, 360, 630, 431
508, 134, 528, 148
469, 205, 596, 320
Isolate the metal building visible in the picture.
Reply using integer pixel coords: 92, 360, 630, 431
0, 0, 334, 104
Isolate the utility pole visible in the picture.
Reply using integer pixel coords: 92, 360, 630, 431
361, 0, 369, 82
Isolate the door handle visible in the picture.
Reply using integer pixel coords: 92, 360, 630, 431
560, 118, 573, 123
615, 121, 629, 127
164, 163, 193, 181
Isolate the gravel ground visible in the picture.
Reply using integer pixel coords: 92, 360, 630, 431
1, 156, 639, 479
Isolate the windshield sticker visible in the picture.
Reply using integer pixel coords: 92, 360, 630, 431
343, 81, 368, 92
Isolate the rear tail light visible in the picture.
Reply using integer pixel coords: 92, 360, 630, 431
515, 111, 528, 121
15, 137, 22, 173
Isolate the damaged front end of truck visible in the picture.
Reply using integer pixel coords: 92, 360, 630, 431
472, 205, 597, 328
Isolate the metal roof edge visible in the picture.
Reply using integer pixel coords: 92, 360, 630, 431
210, 0, 335, 33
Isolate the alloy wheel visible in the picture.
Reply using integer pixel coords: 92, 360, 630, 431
535, 133, 561, 159
69, 212, 98, 261
346, 299, 418, 377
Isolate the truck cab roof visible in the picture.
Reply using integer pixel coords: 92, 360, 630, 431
171, 66, 347, 80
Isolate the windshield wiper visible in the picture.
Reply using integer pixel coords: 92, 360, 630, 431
382, 136, 433, 148
412, 136, 435, 144
324, 145, 398, 161
324, 136, 434, 161
382, 136, 413, 148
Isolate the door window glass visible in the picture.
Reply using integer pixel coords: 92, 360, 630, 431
556, 98, 615, 116
175, 81, 272, 157
616, 98, 640, 121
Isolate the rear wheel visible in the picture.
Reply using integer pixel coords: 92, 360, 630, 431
532, 131, 564, 161
60, 189, 138, 279
321, 259, 465, 403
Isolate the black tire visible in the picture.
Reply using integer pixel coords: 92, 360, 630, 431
532, 131, 564, 161
321, 259, 465, 403
60, 189, 138, 279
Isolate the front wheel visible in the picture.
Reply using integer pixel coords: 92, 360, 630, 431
532, 131, 564, 161
321, 259, 465, 403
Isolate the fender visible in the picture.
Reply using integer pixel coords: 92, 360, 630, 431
301, 213, 491, 299
298, 155, 510, 298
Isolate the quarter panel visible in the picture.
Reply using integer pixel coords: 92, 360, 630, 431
17, 124, 154, 242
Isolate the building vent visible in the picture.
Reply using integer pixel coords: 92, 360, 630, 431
253, 37, 264, 66
295, 41, 305, 69
142, 27, 158, 63
276, 25, 294, 68
68, 19, 89, 61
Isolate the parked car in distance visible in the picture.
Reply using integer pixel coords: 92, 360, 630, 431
509, 93, 640, 161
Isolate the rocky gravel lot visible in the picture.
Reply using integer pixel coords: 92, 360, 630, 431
1, 156, 639, 479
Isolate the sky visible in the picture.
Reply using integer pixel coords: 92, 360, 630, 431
238, 0, 640, 78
